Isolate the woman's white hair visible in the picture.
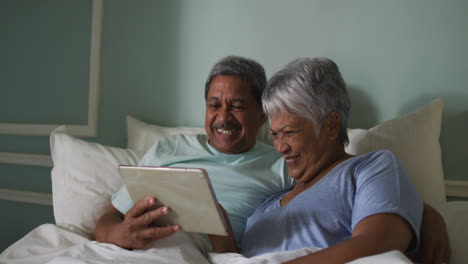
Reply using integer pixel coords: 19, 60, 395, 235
262, 57, 351, 145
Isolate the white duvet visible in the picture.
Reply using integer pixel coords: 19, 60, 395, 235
0, 224, 412, 264
2, 201, 468, 263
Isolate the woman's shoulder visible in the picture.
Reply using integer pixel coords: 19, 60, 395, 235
361, 149, 396, 158
353, 150, 399, 166
350, 150, 405, 181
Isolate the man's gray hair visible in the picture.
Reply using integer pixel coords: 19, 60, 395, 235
205, 56, 267, 111
262, 57, 351, 145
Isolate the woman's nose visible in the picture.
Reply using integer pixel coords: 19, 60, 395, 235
276, 140, 291, 155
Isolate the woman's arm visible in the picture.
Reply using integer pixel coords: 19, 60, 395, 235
283, 213, 413, 264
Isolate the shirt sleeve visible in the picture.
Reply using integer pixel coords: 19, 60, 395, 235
111, 185, 134, 214
111, 141, 161, 214
138, 140, 159, 166
351, 150, 423, 253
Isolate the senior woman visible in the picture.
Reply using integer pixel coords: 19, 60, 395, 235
211, 57, 424, 263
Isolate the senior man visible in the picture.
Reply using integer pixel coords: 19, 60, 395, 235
95, 56, 450, 263
95, 56, 293, 249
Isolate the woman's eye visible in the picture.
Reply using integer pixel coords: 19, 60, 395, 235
284, 131, 296, 136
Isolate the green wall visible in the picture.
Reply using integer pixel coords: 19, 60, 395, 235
1, 0, 467, 252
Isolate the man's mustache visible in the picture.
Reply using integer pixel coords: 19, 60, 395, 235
212, 122, 241, 130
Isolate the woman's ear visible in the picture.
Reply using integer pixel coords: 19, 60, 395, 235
326, 112, 341, 140
259, 111, 268, 126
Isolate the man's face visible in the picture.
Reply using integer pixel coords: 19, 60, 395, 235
205, 75, 265, 154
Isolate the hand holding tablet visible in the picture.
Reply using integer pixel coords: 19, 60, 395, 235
118, 165, 229, 236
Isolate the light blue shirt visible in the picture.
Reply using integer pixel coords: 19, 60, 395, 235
241, 150, 423, 257
112, 134, 295, 244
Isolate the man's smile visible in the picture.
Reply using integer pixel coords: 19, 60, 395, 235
217, 128, 234, 135
213, 123, 241, 136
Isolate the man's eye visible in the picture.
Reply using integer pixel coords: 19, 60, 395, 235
209, 104, 220, 109
284, 131, 296, 136
232, 105, 246, 110
270, 131, 278, 138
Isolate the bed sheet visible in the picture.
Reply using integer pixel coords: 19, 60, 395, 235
1, 201, 467, 264
0, 224, 412, 264
0, 224, 210, 264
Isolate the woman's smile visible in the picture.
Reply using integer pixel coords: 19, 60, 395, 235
285, 154, 300, 166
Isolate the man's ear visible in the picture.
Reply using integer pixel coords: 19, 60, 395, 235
326, 112, 341, 140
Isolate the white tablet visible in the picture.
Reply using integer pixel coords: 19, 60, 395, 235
118, 165, 229, 236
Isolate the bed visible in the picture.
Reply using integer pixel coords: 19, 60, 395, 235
1, 98, 467, 264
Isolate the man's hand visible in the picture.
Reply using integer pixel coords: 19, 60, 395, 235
417, 203, 451, 264
95, 197, 180, 250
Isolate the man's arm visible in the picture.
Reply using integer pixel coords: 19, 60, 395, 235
283, 213, 413, 264
208, 228, 238, 253
416, 202, 451, 264
94, 197, 180, 249
208, 204, 239, 253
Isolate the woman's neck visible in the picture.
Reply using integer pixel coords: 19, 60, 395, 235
281, 146, 353, 207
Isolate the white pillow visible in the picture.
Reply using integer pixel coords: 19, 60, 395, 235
50, 126, 139, 238
127, 98, 446, 206
345, 99, 446, 206
127, 116, 205, 159
126, 115, 273, 158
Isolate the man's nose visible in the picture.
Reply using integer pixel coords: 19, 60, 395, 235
218, 107, 231, 122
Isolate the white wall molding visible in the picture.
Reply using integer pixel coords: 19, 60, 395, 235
0, 189, 52, 206
1, 179, 467, 206
0, 0, 103, 138
0, 152, 52, 167
445, 180, 468, 198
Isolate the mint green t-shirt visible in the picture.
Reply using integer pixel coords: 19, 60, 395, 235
112, 134, 294, 244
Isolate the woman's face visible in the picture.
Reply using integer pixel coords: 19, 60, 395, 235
270, 111, 331, 183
